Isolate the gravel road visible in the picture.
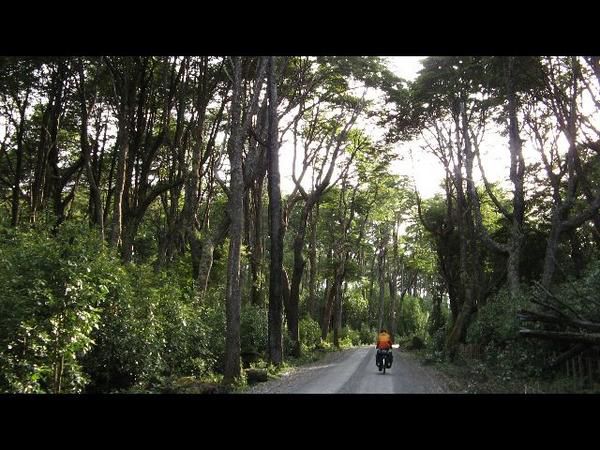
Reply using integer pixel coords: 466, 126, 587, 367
244, 345, 452, 394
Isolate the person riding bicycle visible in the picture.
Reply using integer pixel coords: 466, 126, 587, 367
375, 328, 393, 368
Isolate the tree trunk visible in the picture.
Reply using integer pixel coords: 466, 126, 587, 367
197, 235, 214, 294
120, 215, 140, 262
368, 250, 377, 325
110, 92, 130, 248
506, 56, 525, 297
377, 245, 386, 331
77, 60, 104, 239
31, 65, 64, 224
445, 105, 478, 355
11, 91, 29, 227
184, 121, 206, 296
541, 211, 563, 290
46, 64, 67, 227
250, 176, 264, 306
389, 277, 397, 339
288, 201, 313, 357
389, 219, 399, 339
223, 56, 244, 384
267, 56, 284, 365
321, 276, 336, 340
333, 280, 343, 348
307, 204, 319, 319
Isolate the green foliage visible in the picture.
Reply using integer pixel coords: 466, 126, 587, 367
240, 304, 268, 360
546, 261, 600, 322
0, 223, 113, 393
464, 288, 548, 378
299, 316, 322, 350
0, 222, 236, 393
466, 289, 526, 346
343, 287, 369, 330
338, 326, 361, 347
359, 323, 376, 345
84, 264, 226, 392
398, 295, 429, 338
429, 324, 449, 356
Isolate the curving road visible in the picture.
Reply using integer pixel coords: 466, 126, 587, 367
244, 345, 451, 394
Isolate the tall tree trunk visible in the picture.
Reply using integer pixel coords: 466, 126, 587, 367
377, 246, 386, 331
104, 147, 117, 227
321, 273, 337, 340
307, 204, 319, 319
184, 121, 206, 297
46, 63, 67, 227
288, 237, 304, 355
110, 92, 130, 248
506, 57, 525, 296
332, 255, 348, 347
120, 215, 140, 262
197, 235, 215, 294
389, 277, 397, 340
31, 66, 63, 224
289, 204, 311, 357
250, 176, 264, 306
77, 60, 104, 239
368, 250, 377, 325
267, 56, 284, 365
389, 218, 400, 339
223, 57, 244, 384
11, 91, 29, 227
332, 279, 343, 348
320, 247, 335, 340
541, 211, 563, 290
446, 105, 478, 356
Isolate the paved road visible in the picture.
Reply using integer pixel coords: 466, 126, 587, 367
245, 345, 450, 394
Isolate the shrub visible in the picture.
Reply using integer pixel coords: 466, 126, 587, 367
0, 223, 115, 393
359, 323, 375, 345
299, 316, 322, 350
240, 304, 268, 363
343, 327, 361, 346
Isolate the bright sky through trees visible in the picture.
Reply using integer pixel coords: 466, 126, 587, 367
278, 56, 520, 199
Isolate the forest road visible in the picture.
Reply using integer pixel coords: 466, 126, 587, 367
243, 345, 451, 394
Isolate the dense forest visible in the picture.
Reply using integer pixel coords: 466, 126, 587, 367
0, 56, 599, 393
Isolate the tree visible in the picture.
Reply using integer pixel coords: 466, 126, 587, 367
267, 56, 284, 365
222, 56, 244, 383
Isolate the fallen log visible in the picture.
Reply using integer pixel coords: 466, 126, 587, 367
519, 329, 600, 345
518, 309, 600, 333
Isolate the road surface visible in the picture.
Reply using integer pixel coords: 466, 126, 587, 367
244, 345, 451, 394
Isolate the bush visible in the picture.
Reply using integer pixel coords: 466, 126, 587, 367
398, 295, 429, 337
343, 327, 361, 346
0, 223, 115, 393
299, 316, 322, 350
429, 323, 449, 353
240, 305, 268, 364
467, 288, 529, 347
465, 287, 549, 378
82, 263, 168, 392
359, 323, 375, 345
283, 326, 294, 356
84, 262, 227, 392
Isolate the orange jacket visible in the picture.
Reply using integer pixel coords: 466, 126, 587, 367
376, 332, 393, 350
